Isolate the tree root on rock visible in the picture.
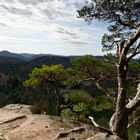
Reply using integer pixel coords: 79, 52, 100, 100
53, 127, 85, 139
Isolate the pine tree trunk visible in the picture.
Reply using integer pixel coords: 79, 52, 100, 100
110, 51, 129, 140
112, 111, 129, 140
45, 83, 61, 116
55, 88, 61, 116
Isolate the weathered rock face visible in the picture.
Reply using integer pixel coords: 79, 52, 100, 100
0, 104, 120, 140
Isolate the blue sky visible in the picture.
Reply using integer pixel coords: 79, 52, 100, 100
0, 0, 108, 56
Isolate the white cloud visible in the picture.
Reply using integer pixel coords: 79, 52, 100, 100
0, 0, 106, 55
0, 0, 85, 23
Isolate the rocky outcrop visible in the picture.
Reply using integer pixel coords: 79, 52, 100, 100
0, 104, 120, 140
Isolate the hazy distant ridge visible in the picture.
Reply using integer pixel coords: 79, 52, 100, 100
0, 50, 77, 62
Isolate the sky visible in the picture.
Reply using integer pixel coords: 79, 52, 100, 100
0, 0, 108, 56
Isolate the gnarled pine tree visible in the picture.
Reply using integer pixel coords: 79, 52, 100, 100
78, 0, 140, 139
24, 64, 66, 116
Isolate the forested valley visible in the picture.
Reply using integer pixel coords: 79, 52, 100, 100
0, 51, 139, 139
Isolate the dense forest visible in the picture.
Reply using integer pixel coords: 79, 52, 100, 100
0, 51, 140, 139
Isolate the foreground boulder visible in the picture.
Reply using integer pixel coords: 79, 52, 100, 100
0, 104, 120, 140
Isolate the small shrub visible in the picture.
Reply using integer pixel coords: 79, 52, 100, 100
30, 101, 47, 114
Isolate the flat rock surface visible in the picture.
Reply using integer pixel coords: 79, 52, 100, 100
0, 104, 119, 140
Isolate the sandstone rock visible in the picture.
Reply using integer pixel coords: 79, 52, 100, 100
0, 104, 121, 140
0, 104, 96, 140
1, 104, 32, 115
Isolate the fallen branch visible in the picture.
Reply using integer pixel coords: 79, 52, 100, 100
53, 127, 85, 139
88, 116, 113, 135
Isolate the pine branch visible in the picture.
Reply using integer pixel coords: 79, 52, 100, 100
127, 42, 140, 62
117, 15, 138, 29
124, 26, 140, 54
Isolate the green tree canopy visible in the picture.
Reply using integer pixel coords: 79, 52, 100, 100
23, 64, 67, 116
23, 64, 66, 88
66, 55, 116, 100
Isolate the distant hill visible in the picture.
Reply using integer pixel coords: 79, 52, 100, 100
0, 50, 139, 76
0, 51, 75, 76
20, 53, 36, 60
0, 50, 28, 61
0, 51, 76, 63
27, 55, 73, 68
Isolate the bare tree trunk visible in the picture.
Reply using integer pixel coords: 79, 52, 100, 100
110, 43, 129, 140
112, 111, 129, 140
110, 27, 140, 140
95, 50, 140, 139
110, 82, 140, 140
